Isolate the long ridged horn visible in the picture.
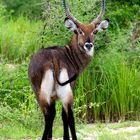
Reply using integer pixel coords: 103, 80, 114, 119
62, 0, 80, 26
93, 0, 106, 24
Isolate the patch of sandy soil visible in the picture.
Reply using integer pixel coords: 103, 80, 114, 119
54, 126, 140, 140
110, 126, 140, 134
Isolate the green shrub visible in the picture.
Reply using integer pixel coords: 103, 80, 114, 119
1, 0, 43, 18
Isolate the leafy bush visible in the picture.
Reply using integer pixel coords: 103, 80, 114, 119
109, 0, 140, 5
1, 0, 43, 18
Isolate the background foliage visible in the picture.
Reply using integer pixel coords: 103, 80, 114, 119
0, 0, 140, 138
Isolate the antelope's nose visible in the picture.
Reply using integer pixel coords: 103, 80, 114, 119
85, 43, 93, 50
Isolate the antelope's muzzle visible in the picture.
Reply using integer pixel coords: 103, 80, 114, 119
85, 43, 93, 50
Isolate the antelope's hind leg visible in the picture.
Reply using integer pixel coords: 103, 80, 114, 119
57, 69, 77, 140
39, 69, 56, 140
61, 106, 77, 140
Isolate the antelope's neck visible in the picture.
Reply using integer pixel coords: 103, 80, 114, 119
66, 36, 91, 73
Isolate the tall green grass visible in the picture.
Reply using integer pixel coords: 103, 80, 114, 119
75, 50, 140, 122
74, 29, 140, 122
0, 0, 140, 124
0, 16, 42, 62
0, 30, 140, 123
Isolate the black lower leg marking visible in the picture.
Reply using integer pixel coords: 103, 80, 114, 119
62, 107, 70, 140
68, 106, 77, 140
42, 103, 56, 140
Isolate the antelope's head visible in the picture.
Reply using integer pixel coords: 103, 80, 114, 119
63, 0, 109, 56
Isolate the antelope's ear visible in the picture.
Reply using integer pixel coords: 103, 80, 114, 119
64, 18, 78, 32
94, 19, 109, 34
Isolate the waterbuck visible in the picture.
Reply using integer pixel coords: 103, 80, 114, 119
28, 0, 109, 139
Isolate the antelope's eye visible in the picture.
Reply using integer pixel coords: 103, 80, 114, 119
79, 30, 83, 34
78, 29, 84, 35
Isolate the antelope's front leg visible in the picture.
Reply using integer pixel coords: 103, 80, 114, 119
57, 68, 77, 140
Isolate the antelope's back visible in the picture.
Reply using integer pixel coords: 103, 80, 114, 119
28, 46, 65, 95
